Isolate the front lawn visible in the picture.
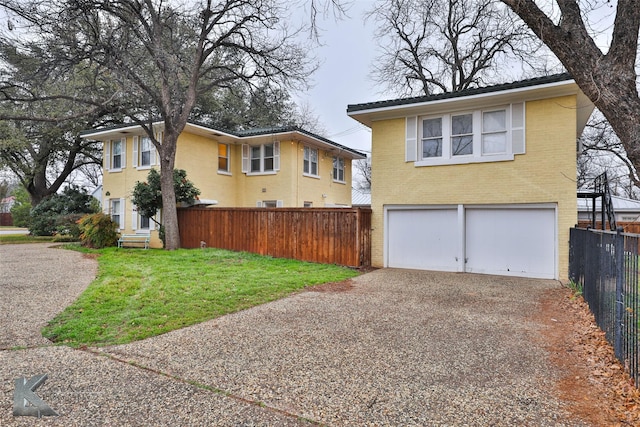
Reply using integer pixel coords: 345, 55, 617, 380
43, 247, 359, 347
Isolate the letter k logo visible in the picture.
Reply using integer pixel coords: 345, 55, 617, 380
13, 374, 58, 417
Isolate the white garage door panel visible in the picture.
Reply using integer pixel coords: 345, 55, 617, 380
465, 208, 555, 279
388, 209, 458, 271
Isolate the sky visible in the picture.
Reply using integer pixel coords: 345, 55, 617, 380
293, 0, 386, 155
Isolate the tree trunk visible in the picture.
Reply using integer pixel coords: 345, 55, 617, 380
158, 130, 180, 250
502, 0, 640, 180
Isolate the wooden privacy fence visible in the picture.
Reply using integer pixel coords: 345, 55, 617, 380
577, 220, 640, 234
0, 213, 12, 226
178, 207, 372, 267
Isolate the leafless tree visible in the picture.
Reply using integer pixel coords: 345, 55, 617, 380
367, 0, 546, 96
2, 0, 316, 249
502, 0, 640, 197
353, 156, 371, 192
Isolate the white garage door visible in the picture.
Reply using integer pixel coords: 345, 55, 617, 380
387, 208, 458, 271
465, 207, 555, 279
386, 205, 556, 279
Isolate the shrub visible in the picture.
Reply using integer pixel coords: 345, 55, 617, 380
29, 186, 97, 236
78, 213, 119, 248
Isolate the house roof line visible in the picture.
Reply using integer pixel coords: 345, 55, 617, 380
346, 73, 573, 114
81, 121, 366, 159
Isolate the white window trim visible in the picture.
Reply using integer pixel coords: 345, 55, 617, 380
408, 103, 524, 167
110, 198, 125, 230
303, 146, 320, 178
332, 156, 346, 184
132, 135, 156, 170
242, 142, 280, 175
106, 138, 126, 172
218, 142, 231, 174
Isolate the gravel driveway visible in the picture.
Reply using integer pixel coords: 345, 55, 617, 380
0, 244, 590, 426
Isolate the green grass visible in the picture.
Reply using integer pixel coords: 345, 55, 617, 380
43, 247, 360, 347
0, 234, 56, 244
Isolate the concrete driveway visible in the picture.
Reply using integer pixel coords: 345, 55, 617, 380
0, 244, 589, 426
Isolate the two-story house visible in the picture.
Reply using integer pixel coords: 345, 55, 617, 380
347, 74, 594, 281
82, 122, 366, 248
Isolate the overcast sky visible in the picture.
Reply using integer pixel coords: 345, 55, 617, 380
294, 0, 386, 155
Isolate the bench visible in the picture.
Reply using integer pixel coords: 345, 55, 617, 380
117, 234, 150, 249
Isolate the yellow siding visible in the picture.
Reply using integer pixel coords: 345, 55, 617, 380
370, 95, 578, 280
102, 131, 355, 248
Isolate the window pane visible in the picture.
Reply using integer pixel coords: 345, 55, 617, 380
482, 133, 507, 154
422, 138, 442, 158
112, 141, 122, 155
264, 144, 274, 157
141, 151, 150, 166
304, 159, 310, 174
311, 162, 317, 175
423, 118, 442, 138
483, 110, 506, 132
452, 136, 473, 156
140, 216, 150, 229
218, 157, 228, 171
112, 154, 121, 169
251, 146, 261, 172
264, 157, 274, 171
452, 114, 473, 135
218, 143, 227, 157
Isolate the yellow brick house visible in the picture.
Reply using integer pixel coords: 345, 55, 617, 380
82, 123, 366, 248
347, 74, 594, 281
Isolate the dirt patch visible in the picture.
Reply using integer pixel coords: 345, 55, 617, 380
537, 287, 640, 426
306, 279, 354, 293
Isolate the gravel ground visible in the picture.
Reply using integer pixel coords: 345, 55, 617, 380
0, 244, 97, 349
1, 244, 591, 426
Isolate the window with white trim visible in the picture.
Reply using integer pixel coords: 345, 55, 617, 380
408, 103, 525, 166
242, 142, 280, 174
332, 157, 345, 182
218, 143, 229, 173
303, 146, 319, 176
257, 200, 283, 208
140, 137, 152, 166
110, 198, 124, 229
106, 139, 125, 171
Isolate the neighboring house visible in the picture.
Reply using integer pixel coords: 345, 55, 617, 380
352, 187, 371, 207
0, 196, 15, 213
578, 195, 640, 224
90, 185, 103, 208
347, 73, 594, 281
82, 122, 365, 248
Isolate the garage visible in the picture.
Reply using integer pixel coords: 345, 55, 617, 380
386, 204, 557, 279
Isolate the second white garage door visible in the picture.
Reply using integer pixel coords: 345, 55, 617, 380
386, 205, 556, 279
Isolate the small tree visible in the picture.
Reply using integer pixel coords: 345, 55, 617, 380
9, 186, 31, 228
131, 169, 200, 246
78, 212, 119, 248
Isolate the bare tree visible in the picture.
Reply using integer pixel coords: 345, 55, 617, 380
353, 157, 372, 192
2, 0, 315, 249
368, 0, 545, 96
502, 0, 640, 194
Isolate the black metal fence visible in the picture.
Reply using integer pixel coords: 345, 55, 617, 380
569, 227, 640, 387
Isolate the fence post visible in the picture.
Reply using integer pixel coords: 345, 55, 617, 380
615, 227, 624, 361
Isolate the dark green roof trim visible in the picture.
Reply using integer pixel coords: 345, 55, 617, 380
81, 122, 366, 158
346, 73, 573, 113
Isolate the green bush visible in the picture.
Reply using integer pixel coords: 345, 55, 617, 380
29, 186, 97, 236
78, 212, 119, 248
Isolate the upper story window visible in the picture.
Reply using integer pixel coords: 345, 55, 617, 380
303, 146, 319, 176
407, 102, 525, 166
106, 139, 126, 171
140, 137, 152, 166
482, 110, 507, 154
132, 135, 157, 169
242, 142, 280, 175
218, 143, 230, 173
333, 157, 345, 183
